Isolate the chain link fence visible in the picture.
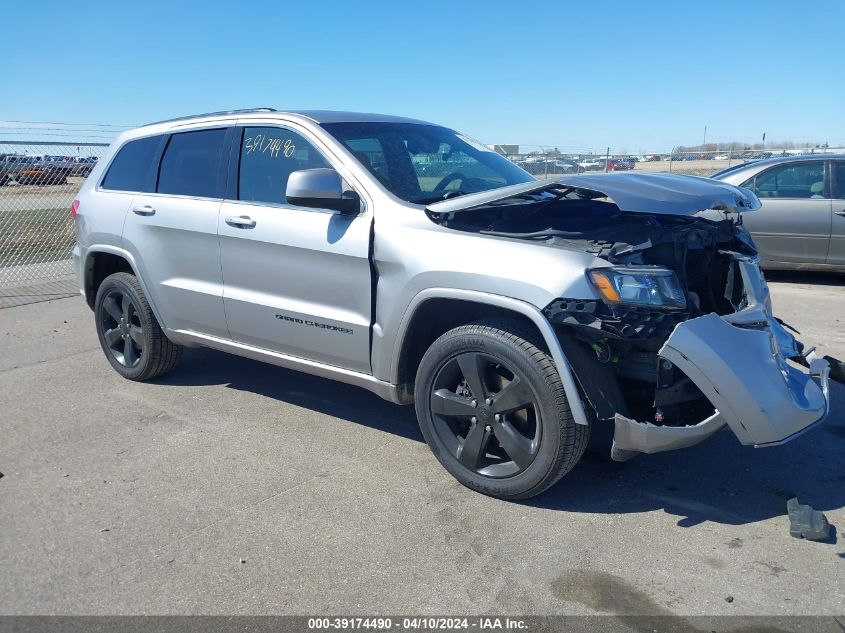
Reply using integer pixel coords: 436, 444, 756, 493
0, 141, 109, 307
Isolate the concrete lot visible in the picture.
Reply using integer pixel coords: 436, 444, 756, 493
1, 275, 843, 615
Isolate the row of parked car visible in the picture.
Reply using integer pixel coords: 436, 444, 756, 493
513, 151, 813, 170
0, 154, 99, 186
515, 156, 637, 174
669, 151, 793, 161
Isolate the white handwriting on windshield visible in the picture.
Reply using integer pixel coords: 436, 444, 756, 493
244, 134, 295, 158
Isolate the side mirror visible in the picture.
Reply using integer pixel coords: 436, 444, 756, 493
286, 168, 360, 215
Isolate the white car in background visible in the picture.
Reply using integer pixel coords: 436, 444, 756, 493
578, 158, 603, 170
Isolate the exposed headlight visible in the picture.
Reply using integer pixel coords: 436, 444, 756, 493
588, 267, 686, 309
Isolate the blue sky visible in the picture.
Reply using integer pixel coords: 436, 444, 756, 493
1, 0, 842, 151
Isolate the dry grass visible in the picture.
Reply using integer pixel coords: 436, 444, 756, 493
0, 208, 74, 267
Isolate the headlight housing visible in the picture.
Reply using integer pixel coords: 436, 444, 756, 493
588, 266, 686, 309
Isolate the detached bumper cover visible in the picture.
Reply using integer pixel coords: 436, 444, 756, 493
611, 254, 831, 458
659, 313, 830, 446
611, 411, 727, 461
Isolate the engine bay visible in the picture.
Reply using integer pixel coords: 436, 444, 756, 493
432, 194, 762, 430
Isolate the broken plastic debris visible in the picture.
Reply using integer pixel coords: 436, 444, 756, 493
787, 497, 831, 542
825, 355, 845, 385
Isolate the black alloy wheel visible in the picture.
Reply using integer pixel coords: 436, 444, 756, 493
99, 287, 144, 368
94, 272, 182, 381
415, 319, 589, 500
429, 351, 540, 478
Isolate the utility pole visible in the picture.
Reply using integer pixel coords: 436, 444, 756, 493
703, 125, 707, 147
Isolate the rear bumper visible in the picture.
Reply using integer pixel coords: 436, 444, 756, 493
611, 254, 831, 458
72, 243, 85, 301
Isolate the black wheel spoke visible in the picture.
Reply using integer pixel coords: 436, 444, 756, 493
129, 325, 144, 349
103, 327, 122, 347
123, 338, 138, 366
458, 422, 490, 470
490, 377, 533, 415
103, 295, 122, 323
456, 353, 487, 401
493, 420, 535, 469
121, 294, 132, 321
431, 389, 477, 418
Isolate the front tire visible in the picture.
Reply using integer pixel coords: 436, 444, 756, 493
94, 272, 182, 381
415, 319, 589, 500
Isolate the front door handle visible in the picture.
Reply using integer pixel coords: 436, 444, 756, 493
835, 210, 845, 217
132, 204, 156, 216
225, 215, 257, 228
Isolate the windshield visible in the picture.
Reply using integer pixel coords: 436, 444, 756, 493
321, 121, 534, 204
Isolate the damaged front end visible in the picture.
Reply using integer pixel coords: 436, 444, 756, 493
607, 256, 830, 460
428, 174, 835, 460
546, 250, 832, 461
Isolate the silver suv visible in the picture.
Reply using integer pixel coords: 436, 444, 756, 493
73, 109, 838, 500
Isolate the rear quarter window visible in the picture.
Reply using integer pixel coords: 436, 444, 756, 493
101, 135, 162, 192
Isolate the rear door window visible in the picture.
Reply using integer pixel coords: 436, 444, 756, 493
101, 135, 162, 192
749, 161, 826, 199
238, 126, 330, 205
157, 128, 227, 198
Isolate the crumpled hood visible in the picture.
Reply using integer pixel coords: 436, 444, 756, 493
426, 172, 761, 216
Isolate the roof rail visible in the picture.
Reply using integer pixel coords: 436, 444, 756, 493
145, 108, 278, 126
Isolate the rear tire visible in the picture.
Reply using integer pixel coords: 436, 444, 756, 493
415, 319, 589, 500
94, 272, 182, 381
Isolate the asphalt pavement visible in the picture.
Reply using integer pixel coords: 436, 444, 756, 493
1, 274, 843, 615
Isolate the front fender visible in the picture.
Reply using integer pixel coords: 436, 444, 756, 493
388, 288, 590, 426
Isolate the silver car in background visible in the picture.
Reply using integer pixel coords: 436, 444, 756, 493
711, 154, 845, 271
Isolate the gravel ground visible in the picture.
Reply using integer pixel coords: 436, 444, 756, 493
0, 275, 843, 616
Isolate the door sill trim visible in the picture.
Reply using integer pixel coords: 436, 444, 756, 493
166, 328, 408, 404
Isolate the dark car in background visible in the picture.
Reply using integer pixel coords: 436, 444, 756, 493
517, 159, 577, 175
711, 154, 845, 271
72, 156, 99, 176
0, 155, 37, 185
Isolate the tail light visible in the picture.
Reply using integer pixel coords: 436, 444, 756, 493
71, 199, 80, 220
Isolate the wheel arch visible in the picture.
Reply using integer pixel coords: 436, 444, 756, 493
390, 288, 589, 426
83, 246, 167, 329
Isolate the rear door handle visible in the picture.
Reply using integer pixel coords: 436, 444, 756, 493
225, 215, 257, 228
132, 204, 155, 216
